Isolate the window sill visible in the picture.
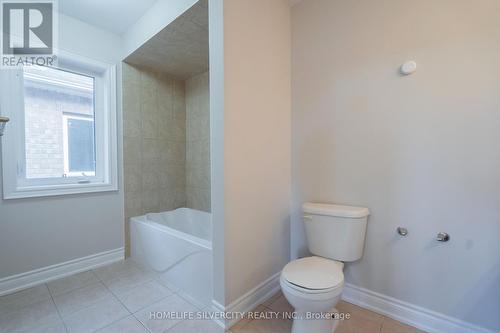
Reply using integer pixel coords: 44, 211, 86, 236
3, 182, 118, 200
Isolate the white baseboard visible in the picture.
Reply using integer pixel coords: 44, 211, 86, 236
0, 247, 125, 296
211, 300, 227, 329
212, 272, 281, 330
342, 283, 494, 333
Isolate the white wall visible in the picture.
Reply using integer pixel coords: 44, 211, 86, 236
0, 14, 124, 280
208, 0, 225, 306
121, 0, 198, 59
223, 0, 291, 305
59, 14, 123, 63
291, 0, 500, 331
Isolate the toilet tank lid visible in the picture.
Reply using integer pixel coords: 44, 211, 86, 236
303, 203, 370, 218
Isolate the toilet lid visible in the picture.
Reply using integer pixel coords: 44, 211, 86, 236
282, 256, 344, 290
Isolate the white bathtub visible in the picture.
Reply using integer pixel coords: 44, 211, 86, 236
130, 208, 212, 307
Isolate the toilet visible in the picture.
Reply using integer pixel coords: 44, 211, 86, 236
280, 202, 370, 333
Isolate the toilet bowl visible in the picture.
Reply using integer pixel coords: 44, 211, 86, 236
280, 256, 344, 333
281, 203, 370, 333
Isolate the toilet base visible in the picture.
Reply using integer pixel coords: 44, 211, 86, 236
291, 308, 340, 333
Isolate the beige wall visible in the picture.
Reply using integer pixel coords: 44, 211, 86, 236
122, 63, 187, 254
186, 71, 211, 212
292, 0, 500, 331
223, 0, 291, 304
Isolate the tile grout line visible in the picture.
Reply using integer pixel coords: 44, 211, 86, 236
134, 315, 154, 333
9, 260, 212, 333
120, 272, 207, 332
46, 270, 101, 299
46, 282, 70, 333
129, 287, 187, 332
164, 317, 186, 333
94, 280, 157, 333
90, 268, 136, 332
50, 281, 115, 318
92, 263, 179, 333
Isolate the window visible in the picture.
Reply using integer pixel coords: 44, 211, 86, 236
63, 114, 95, 177
1, 52, 117, 199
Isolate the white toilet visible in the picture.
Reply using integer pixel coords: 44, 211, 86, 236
280, 202, 370, 333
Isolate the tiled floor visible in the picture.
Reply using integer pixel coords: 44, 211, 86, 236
0, 259, 213, 333
231, 292, 427, 333
0, 259, 425, 333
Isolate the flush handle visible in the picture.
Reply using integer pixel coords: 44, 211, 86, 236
436, 232, 450, 242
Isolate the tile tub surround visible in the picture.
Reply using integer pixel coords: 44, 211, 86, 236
123, 64, 187, 255
186, 71, 211, 212
123, 63, 187, 216
123, 65, 212, 255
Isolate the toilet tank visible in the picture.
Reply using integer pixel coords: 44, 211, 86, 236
303, 203, 370, 262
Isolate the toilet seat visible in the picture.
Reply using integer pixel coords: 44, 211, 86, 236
281, 256, 344, 294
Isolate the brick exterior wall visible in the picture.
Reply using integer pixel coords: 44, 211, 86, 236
24, 87, 93, 179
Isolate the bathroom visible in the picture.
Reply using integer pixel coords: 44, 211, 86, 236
0, 0, 500, 333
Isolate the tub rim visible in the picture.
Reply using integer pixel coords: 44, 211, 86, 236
130, 208, 212, 250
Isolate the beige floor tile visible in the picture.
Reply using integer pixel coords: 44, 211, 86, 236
62, 296, 129, 333
231, 305, 268, 331
232, 312, 292, 333
0, 284, 51, 315
169, 318, 226, 333
336, 317, 382, 333
23, 320, 67, 333
335, 301, 384, 333
0, 298, 60, 333
114, 279, 172, 313
263, 294, 294, 314
261, 291, 283, 308
93, 259, 143, 282
47, 270, 99, 296
337, 301, 385, 323
96, 315, 149, 333
381, 317, 423, 333
103, 269, 156, 295
53, 282, 113, 317
133, 294, 197, 333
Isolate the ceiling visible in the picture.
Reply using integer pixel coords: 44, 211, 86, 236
60, 0, 157, 35
124, 0, 208, 80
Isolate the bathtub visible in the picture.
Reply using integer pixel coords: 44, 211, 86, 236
130, 208, 212, 307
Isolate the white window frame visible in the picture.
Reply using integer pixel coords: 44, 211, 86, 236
0, 51, 118, 199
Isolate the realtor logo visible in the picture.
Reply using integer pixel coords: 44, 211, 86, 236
1, 0, 58, 67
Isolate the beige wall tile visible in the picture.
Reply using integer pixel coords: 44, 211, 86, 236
122, 82, 141, 138
142, 189, 161, 213
185, 71, 210, 212
123, 163, 142, 193
124, 218, 131, 258
122, 63, 141, 84
142, 139, 160, 160
124, 191, 142, 219
123, 137, 142, 166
